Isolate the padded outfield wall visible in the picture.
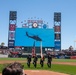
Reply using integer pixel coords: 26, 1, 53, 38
15, 28, 54, 48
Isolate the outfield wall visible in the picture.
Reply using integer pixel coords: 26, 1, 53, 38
0, 54, 8, 58
56, 55, 76, 59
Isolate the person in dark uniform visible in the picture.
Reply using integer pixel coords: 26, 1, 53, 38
32, 54, 38, 68
27, 54, 31, 68
47, 53, 52, 68
40, 55, 45, 67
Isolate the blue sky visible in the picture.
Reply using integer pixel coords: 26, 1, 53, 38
0, 0, 76, 49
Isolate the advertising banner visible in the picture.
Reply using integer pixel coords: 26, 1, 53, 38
55, 41, 61, 50
54, 26, 61, 32
10, 11, 17, 20
55, 33, 61, 40
9, 31, 15, 40
28, 20, 43, 24
9, 24, 16, 31
8, 40, 14, 48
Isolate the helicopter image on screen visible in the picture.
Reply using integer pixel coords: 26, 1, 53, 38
26, 31, 43, 58
26, 32, 42, 41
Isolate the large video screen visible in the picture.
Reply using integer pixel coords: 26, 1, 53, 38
15, 28, 54, 47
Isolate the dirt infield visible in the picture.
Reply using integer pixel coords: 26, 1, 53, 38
0, 70, 69, 75
0, 60, 76, 66
24, 70, 69, 75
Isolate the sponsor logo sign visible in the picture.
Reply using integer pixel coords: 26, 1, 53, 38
9, 24, 16, 31
55, 41, 61, 49
8, 40, 14, 48
9, 31, 15, 40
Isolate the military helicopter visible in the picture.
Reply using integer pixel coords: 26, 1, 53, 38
26, 32, 42, 41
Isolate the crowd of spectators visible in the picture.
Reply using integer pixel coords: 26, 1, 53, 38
0, 45, 76, 58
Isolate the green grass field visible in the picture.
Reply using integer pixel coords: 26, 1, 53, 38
0, 58, 76, 75
0, 58, 76, 62
53, 59, 76, 62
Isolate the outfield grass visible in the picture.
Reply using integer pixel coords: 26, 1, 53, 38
53, 59, 76, 62
0, 58, 76, 75
0, 58, 76, 62
0, 63, 76, 75
23, 63, 76, 75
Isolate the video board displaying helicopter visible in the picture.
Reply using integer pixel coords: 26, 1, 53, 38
15, 28, 54, 47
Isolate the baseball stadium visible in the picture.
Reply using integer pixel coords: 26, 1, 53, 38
8, 11, 61, 56
0, 11, 76, 75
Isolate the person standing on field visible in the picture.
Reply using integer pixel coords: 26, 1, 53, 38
27, 54, 31, 68
47, 53, 52, 68
32, 54, 38, 68
40, 55, 45, 67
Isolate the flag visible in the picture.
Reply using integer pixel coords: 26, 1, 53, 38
32, 41, 35, 57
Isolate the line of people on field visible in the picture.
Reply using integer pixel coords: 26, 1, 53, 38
27, 53, 52, 68
2, 54, 52, 75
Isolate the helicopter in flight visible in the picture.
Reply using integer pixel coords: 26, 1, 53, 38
26, 32, 42, 41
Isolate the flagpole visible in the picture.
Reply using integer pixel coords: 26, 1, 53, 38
32, 41, 35, 57
40, 41, 43, 58
34, 41, 35, 54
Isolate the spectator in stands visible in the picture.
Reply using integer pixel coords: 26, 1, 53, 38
2, 62, 26, 75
